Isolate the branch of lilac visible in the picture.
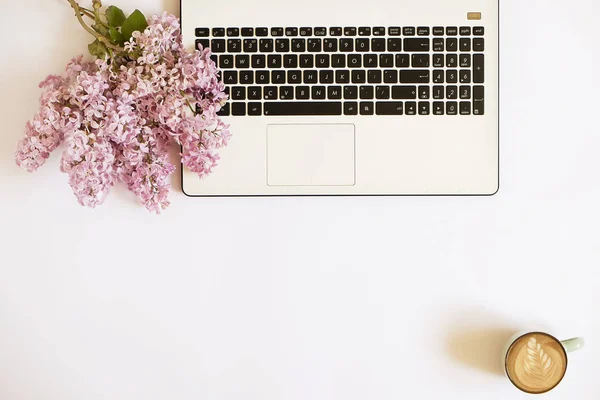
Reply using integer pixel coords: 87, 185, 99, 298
14, 3, 230, 213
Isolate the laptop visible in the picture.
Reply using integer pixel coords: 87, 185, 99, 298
181, 0, 499, 196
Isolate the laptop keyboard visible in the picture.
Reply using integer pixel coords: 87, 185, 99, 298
195, 26, 485, 116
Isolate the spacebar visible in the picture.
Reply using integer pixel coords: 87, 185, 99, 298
264, 102, 342, 116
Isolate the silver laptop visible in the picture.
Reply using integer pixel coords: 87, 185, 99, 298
181, 0, 499, 196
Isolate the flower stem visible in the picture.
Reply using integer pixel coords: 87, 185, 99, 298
65, 0, 124, 52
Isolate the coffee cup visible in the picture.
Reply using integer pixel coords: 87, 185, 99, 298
502, 331, 584, 394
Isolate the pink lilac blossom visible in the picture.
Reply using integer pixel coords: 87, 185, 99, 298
15, 12, 230, 213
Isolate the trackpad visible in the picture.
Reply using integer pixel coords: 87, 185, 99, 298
267, 124, 355, 186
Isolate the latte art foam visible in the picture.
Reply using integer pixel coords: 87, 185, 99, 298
505, 333, 567, 394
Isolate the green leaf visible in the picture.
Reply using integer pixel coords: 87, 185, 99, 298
88, 40, 108, 59
105, 5, 126, 27
92, 23, 110, 37
109, 27, 124, 46
120, 9, 148, 42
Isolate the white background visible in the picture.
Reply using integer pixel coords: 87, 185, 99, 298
1, 0, 599, 399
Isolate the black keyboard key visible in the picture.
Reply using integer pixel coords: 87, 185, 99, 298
460, 102, 471, 115
433, 86, 444, 99
433, 27, 444, 36
227, 39, 241, 52
360, 101, 374, 115
473, 38, 484, 51
259, 39, 274, 52
328, 86, 342, 99
419, 102, 430, 115
307, 39, 322, 52
196, 39, 209, 50
268, 54, 282, 68
223, 70, 237, 85
256, 27, 269, 36
460, 70, 471, 83
330, 27, 343, 36
405, 102, 417, 115
272, 70, 286, 83
344, 86, 358, 99
460, 86, 471, 99
264, 86, 277, 100
392, 86, 417, 99
360, 86, 374, 99
380, 54, 394, 67
446, 54, 458, 67
239, 71, 253, 84
376, 85, 390, 99
433, 70, 444, 83
248, 102, 261, 116
210, 53, 218, 65
358, 27, 371, 36
213, 27, 225, 37
296, 86, 310, 99
324, 39, 338, 52
300, 54, 314, 68
433, 102, 444, 115
446, 70, 458, 83
446, 102, 458, 115
211, 39, 226, 53
418, 86, 430, 99
232, 102, 245, 116
332, 54, 345, 68
219, 55, 234, 68
403, 27, 415, 36
271, 27, 284, 36
473, 85, 484, 115
348, 54, 361, 68
276, 39, 290, 52
373, 27, 386, 36
316, 54, 330, 68
433, 54, 444, 67
287, 70, 302, 83
344, 27, 357, 36
264, 102, 343, 116
460, 27, 471, 36
256, 70, 269, 84
304, 70, 318, 83
412, 54, 430, 67
217, 102, 230, 116
241, 28, 254, 37
356, 38, 369, 52
433, 38, 444, 52
196, 28, 209, 37
364, 54, 378, 67
232, 86, 246, 100
446, 27, 458, 36
312, 86, 326, 99
227, 28, 240, 36
417, 27, 430, 36
284, 54, 298, 68
446, 85, 458, 99
473, 54, 484, 83
460, 54, 471, 67
252, 55, 266, 68
376, 102, 403, 115
236, 55, 250, 68
279, 86, 294, 100
368, 70, 382, 83
344, 102, 358, 115
388, 27, 401, 36
315, 27, 327, 36
446, 38, 458, 51
473, 27, 485, 36
387, 38, 402, 52
352, 70, 366, 83
372, 38, 386, 52
248, 86, 261, 100
460, 38, 471, 52
285, 27, 298, 36
299, 27, 313, 36
400, 70, 430, 83
384, 70, 398, 83
340, 39, 354, 52
319, 70, 334, 83
336, 70, 350, 83
404, 38, 429, 52
292, 39, 306, 52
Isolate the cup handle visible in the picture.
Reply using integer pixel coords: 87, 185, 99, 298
561, 337, 585, 353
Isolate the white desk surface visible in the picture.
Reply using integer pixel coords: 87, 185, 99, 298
1, 0, 599, 399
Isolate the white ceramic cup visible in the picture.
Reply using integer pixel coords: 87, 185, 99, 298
502, 331, 584, 394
